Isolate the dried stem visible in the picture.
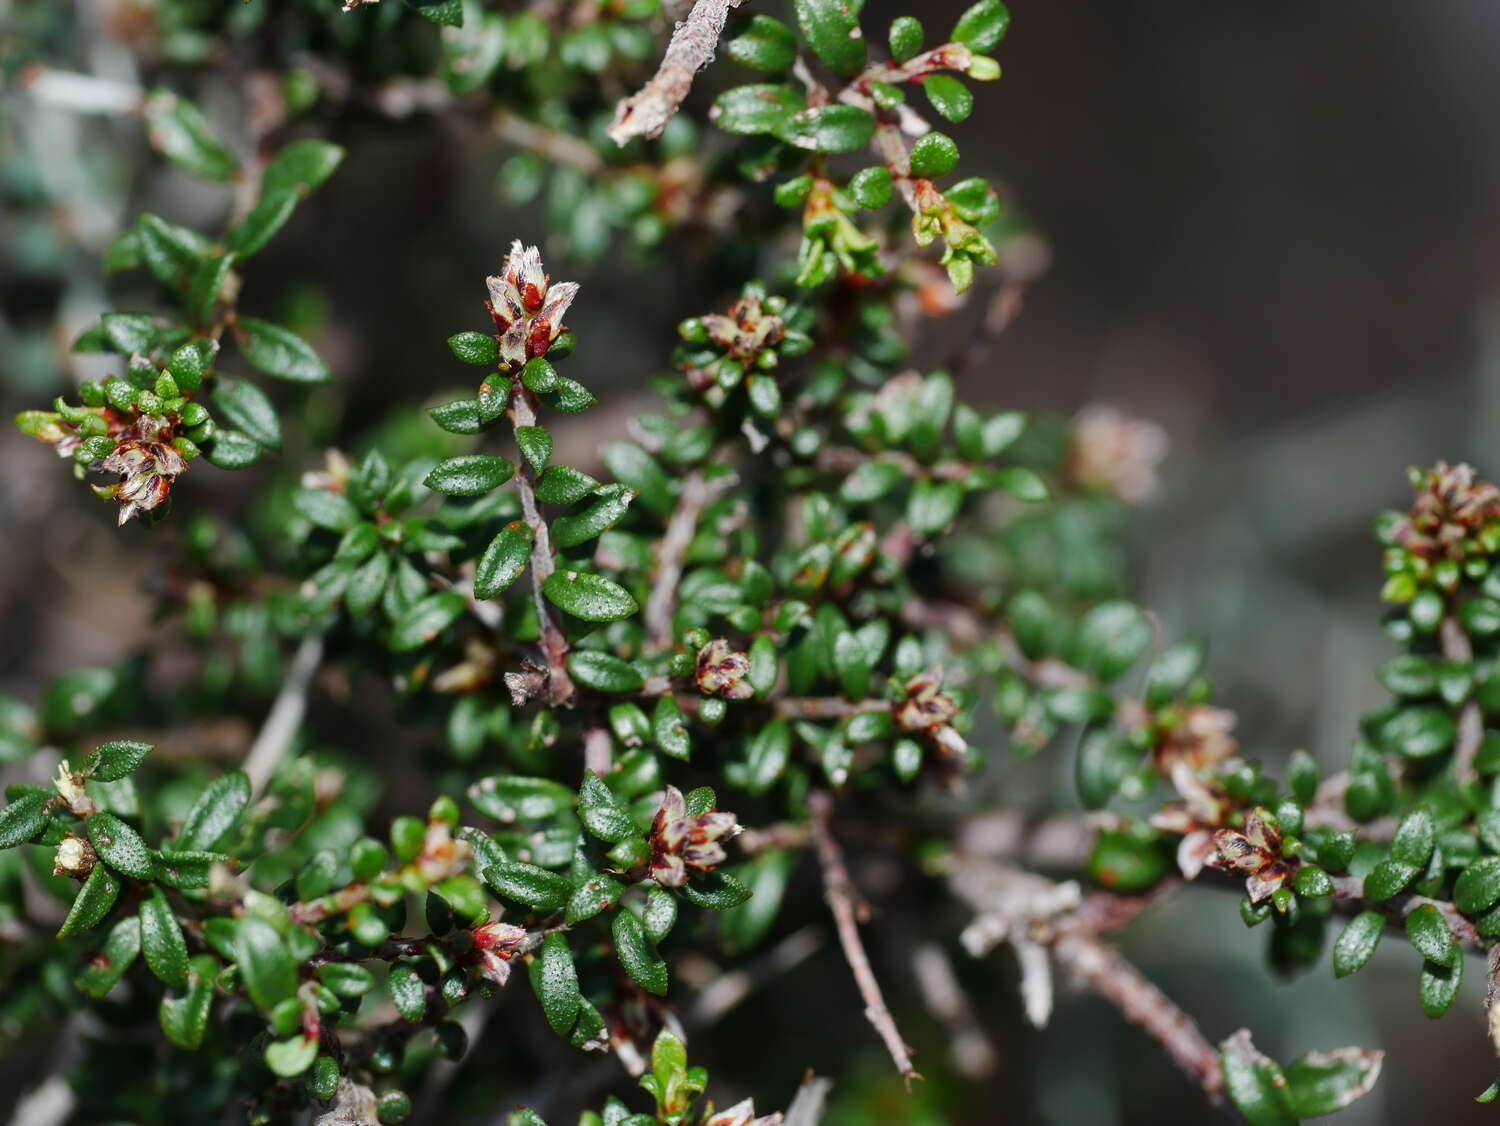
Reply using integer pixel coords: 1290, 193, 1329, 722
1053, 931, 1224, 1101
606, 0, 746, 145
509, 387, 575, 706
645, 469, 736, 647
807, 789, 919, 1084
243, 635, 324, 796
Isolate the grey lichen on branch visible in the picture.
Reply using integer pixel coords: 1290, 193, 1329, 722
606, 0, 747, 145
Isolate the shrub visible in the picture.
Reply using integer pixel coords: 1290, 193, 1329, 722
5, 2, 1493, 1124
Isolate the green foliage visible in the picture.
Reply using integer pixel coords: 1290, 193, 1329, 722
4, 1, 1482, 1122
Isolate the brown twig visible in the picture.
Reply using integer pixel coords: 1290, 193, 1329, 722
644, 469, 735, 647
774, 697, 891, 720
243, 635, 324, 796
509, 387, 575, 706
1330, 873, 1485, 952
607, 0, 746, 144
807, 789, 919, 1084
1052, 930, 1224, 1101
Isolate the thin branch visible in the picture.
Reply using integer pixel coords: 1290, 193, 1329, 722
243, 635, 324, 795
509, 387, 575, 706
644, 469, 736, 647
1053, 931, 1224, 1101
911, 941, 996, 1078
783, 1075, 835, 1126
494, 109, 607, 176
807, 789, 919, 1084
1331, 873, 1485, 952
774, 697, 890, 720
606, 0, 746, 145
16, 65, 143, 115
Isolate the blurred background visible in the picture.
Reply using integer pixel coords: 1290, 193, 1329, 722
6, 0, 1500, 1121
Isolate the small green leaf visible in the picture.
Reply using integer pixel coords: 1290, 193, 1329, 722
1072, 602, 1152, 682
424, 454, 515, 496
145, 88, 237, 181
711, 83, 807, 135
1420, 952, 1463, 1017
952, 0, 1009, 51
779, 105, 875, 153
58, 863, 121, 937
206, 430, 263, 469
227, 191, 298, 258
566, 873, 624, 923
568, 651, 644, 694
390, 966, 427, 1022
679, 870, 752, 910
602, 442, 673, 514
470, 775, 575, 821
516, 426, 553, 473
1390, 807, 1435, 868
390, 591, 466, 652
552, 485, 635, 549
261, 139, 345, 196
909, 132, 960, 179
643, 886, 678, 943
475, 522, 533, 599
994, 465, 1048, 501
265, 1035, 319, 1078
907, 479, 963, 535
237, 317, 330, 383
175, 771, 250, 851
212, 378, 281, 449
1405, 903, 1456, 965
449, 331, 500, 365
531, 932, 581, 1035
159, 954, 217, 1050
535, 465, 598, 505
745, 719, 791, 796
237, 916, 298, 1011
429, 399, 482, 435
317, 962, 377, 997
727, 15, 797, 71
1332, 911, 1384, 977
543, 570, 639, 622
848, 166, 894, 210
293, 487, 358, 531
1283, 1047, 1384, 1118
653, 694, 691, 761
1378, 705, 1455, 759
889, 15, 924, 61
1362, 856, 1417, 903
140, 886, 189, 988
578, 771, 636, 842
1455, 856, 1500, 914
76, 916, 140, 998
612, 908, 668, 996
1219, 1032, 1297, 1126
404, 0, 464, 26
923, 75, 973, 122
841, 461, 905, 503
0, 790, 53, 848
484, 862, 572, 911
87, 812, 154, 879
793, 0, 866, 76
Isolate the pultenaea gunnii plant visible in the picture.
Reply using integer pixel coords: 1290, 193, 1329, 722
5, 2, 1498, 1125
